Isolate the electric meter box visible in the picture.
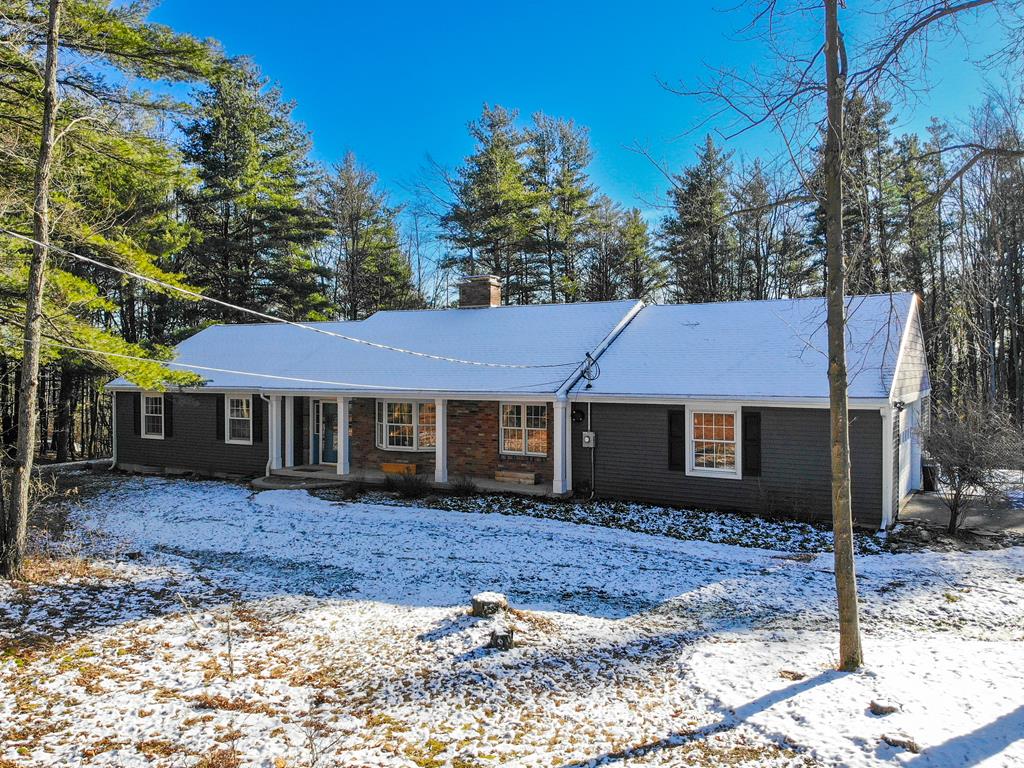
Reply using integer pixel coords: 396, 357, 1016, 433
581, 431, 596, 448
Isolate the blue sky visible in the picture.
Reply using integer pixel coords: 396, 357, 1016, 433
149, 1, 1007, 212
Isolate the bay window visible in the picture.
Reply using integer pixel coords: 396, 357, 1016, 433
376, 400, 435, 451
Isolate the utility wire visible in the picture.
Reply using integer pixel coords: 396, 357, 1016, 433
1, 228, 580, 370
38, 338, 572, 393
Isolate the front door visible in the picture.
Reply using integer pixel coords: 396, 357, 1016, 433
321, 401, 338, 464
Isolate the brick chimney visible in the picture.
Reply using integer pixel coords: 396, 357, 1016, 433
458, 274, 501, 308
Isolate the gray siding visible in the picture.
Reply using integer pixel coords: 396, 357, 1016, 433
115, 391, 267, 477
571, 404, 883, 528
891, 302, 930, 401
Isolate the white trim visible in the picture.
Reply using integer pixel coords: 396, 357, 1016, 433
337, 396, 350, 475
434, 398, 447, 484
552, 400, 567, 494
880, 404, 895, 530
499, 402, 549, 457
556, 300, 645, 398
141, 392, 164, 440
572, 394, 891, 409
684, 401, 742, 480
374, 399, 436, 452
888, 293, 927, 403
225, 394, 254, 445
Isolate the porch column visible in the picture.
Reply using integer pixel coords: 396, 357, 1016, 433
552, 399, 567, 494
434, 398, 448, 484
284, 395, 294, 467
337, 395, 350, 476
269, 395, 283, 470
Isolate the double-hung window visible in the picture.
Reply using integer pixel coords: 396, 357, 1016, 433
226, 395, 253, 444
142, 393, 164, 439
375, 400, 435, 451
500, 403, 548, 456
686, 404, 742, 479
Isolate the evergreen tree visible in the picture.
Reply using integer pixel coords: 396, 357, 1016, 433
524, 114, 596, 302
582, 196, 622, 301
661, 135, 736, 302
441, 105, 540, 304
181, 59, 329, 325
615, 208, 665, 301
316, 152, 420, 320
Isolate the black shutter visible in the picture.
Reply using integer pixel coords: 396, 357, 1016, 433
251, 394, 263, 442
132, 392, 141, 436
668, 408, 685, 470
742, 411, 761, 477
215, 395, 225, 441
163, 394, 174, 439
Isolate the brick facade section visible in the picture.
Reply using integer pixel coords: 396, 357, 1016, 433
344, 397, 553, 482
446, 400, 553, 482
349, 398, 436, 474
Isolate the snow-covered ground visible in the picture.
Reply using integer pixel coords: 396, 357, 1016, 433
2, 474, 1022, 767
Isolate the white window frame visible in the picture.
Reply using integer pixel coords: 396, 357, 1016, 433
375, 400, 436, 452
499, 402, 549, 457
685, 402, 742, 480
225, 394, 253, 446
141, 392, 164, 440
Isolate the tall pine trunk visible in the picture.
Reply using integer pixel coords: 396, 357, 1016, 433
824, 0, 863, 671
2, 0, 61, 580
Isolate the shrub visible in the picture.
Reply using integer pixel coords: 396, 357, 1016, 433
384, 473, 432, 499
926, 400, 1024, 533
449, 475, 478, 497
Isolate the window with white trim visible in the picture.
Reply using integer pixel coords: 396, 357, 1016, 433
375, 400, 435, 451
500, 403, 548, 456
686, 406, 741, 478
142, 393, 164, 439
226, 395, 253, 444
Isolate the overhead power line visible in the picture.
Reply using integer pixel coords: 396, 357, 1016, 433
1, 228, 580, 371
37, 338, 572, 393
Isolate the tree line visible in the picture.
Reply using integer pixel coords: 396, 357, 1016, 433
1, 0, 1022, 471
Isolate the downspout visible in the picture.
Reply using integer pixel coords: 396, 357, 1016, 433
880, 403, 895, 531
260, 393, 272, 477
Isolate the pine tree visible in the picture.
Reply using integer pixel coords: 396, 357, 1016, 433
441, 105, 541, 304
316, 152, 420, 320
524, 114, 596, 302
661, 135, 736, 303
181, 59, 329, 325
615, 208, 665, 301
582, 196, 622, 301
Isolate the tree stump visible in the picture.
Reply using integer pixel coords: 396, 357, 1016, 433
471, 591, 508, 618
487, 620, 514, 651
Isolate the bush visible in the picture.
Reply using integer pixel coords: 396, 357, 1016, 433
449, 475, 478, 497
926, 400, 1024, 533
384, 472, 432, 499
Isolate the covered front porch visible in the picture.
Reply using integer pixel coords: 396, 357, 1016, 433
261, 394, 570, 497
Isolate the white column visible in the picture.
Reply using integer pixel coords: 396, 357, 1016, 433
552, 399, 567, 494
434, 398, 448, 484
284, 395, 295, 467
337, 395, 350, 476
269, 395, 283, 470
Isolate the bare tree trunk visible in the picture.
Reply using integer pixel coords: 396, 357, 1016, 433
1, 0, 61, 580
54, 362, 74, 462
824, 0, 863, 671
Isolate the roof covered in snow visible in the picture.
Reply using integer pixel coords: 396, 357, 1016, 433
108, 300, 641, 396
571, 293, 919, 402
